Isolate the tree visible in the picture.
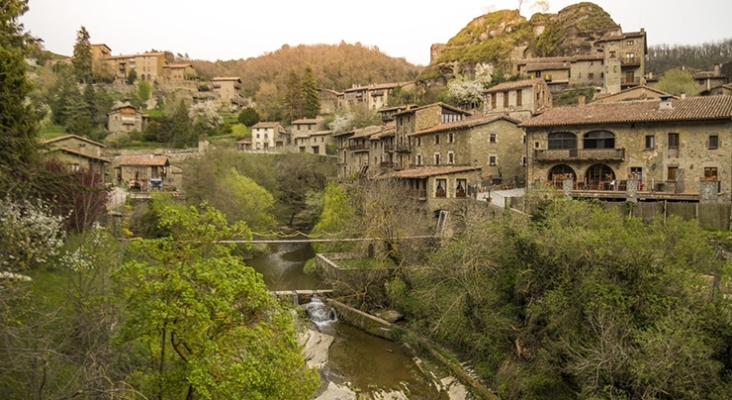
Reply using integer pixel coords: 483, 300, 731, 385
657, 68, 696, 96
214, 168, 278, 233
447, 76, 484, 109
282, 69, 302, 124
254, 82, 282, 122
0, 0, 39, 183
301, 64, 320, 118
72, 26, 92, 83
113, 200, 319, 399
137, 80, 151, 106
188, 101, 223, 131
126, 68, 137, 85
237, 107, 260, 127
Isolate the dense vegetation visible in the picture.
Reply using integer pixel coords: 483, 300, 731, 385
646, 39, 732, 75
190, 42, 422, 97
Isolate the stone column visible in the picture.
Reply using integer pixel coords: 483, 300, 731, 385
699, 180, 719, 204
625, 178, 638, 203
563, 178, 573, 198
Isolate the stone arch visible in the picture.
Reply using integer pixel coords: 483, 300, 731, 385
548, 164, 576, 187
585, 164, 615, 188
583, 130, 615, 149
548, 132, 577, 149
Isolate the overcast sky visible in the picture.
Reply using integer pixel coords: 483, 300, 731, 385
20, 0, 732, 66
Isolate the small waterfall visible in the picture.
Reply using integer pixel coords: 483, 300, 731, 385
303, 295, 337, 326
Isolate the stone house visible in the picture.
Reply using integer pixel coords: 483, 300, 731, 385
392, 103, 472, 171
163, 63, 196, 81
369, 122, 397, 175
42, 134, 110, 176
409, 115, 525, 187
333, 130, 355, 179
212, 77, 242, 103
105, 52, 165, 82
591, 85, 675, 104
693, 65, 728, 95
236, 138, 252, 151
115, 155, 175, 189
338, 81, 415, 110
318, 89, 340, 114
595, 28, 647, 93
722, 84, 732, 96
90, 44, 113, 80
517, 58, 571, 93
483, 78, 552, 121
378, 165, 483, 216
520, 95, 732, 203
251, 122, 287, 152
107, 102, 148, 133
294, 130, 334, 155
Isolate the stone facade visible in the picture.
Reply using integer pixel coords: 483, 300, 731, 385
338, 82, 415, 111
591, 85, 674, 103
520, 96, 732, 203
294, 131, 333, 155
107, 102, 148, 133
484, 78, 552, 121
42, 134, 109, 176
105, 52, 165, 83
251, 122, 287, 152
212, 77, 242, 105
114, 155, 171, 188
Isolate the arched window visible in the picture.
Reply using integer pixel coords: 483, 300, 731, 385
548, 164, 576, 185
548, 132, 577, 150
584, 131, 615, 149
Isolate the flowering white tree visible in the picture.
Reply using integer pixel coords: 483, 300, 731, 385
329, 112, 355, 134
188, 101, 223, 130
0, 198, 65, 272
447, 76, 485, 109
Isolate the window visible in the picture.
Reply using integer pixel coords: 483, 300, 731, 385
709, 135, 719, 149
416, 154, 422, 165
645, 135, 655, 150
627, 40, 634, 45
297, 125, 301, 131
435, 153, 440, 165
435, 179, 447, 198
588, 73, 594, 79
448, 152, 454, 164
435, 134, 440, 144
704, 167, 718, 180
456, 179, 467, 198
668, 133, 679, 149
523, 135, 526, 144
609, 51, 616, 58
489, 156, 497, 166
489, 134, 496, 143
308, 125, 312, 131
417, 137, 422, 146
548, 132, 577, 150
503, 92, 509, 108
521, 156, 527, 166
584, 131, 615, 149
491, 93, 497, 109
516, 90, 522, 106
448, 132, 454, 143
630, 167, 643, 182
667, 166, 678, 181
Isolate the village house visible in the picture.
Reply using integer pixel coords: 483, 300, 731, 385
115, 155, 175, 190
318, 89, 340, 114
90, 44, 113, 80
294, 130, 334, 155
520, 95, 732, 203
212, 77, 243, 108
338, 81, 415, 110
251, 122, 288, 152
334, 129, 355, 179
409, 115, 526, 187
595, 28, 647, 93
378, 105, 415, 123
392, 103, 472, 171
369, 122, 397, 175
693, 65, 728, 95
483, 78, 552, 121
162, 63, 196, 81
517, 57, 573, 93
42, 134, 110, 176
107, 101, 148, 133
590, 85, 675, 103
104, 52, 165, 82
236, 138, 252, 151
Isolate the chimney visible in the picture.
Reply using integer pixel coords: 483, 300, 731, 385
714, 64, 721, 75
578, 95, 586, 106
659, 94, 673, 110
681, 93, 687, 99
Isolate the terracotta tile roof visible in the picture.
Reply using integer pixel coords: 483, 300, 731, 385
723, 83, 732, 90
42, 134, 105, 148
379, 104, 417, 113
351, 125, 384, 139
370, 122, 396, 139
55, 147, 110, 163
485, 78, 545, 93
516, 56, 569, 65
212, 77, 241, 82
411, 115, 518, 136
393, 102, 471, 117
118, 155, 170, 167
237, 139, 251, 144
318, 88, 342, 96
163, 63, 192, 69
292, 118, 321, 124
252, 122, 283, 129
310, 130, 332, 136
380, 165, 481, 179
590, 85, 677, 103
520, 96, 732, 128
692, 71, 726, 79
524, 62, 569, 72
343, 81, 414, 93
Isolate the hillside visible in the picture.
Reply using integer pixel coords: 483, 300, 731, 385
189, 42, 423, 97
419, 2, 618, 82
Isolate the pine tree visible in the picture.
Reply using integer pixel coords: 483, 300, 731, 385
0, 0, 38, 178
301, 64, 320, 119
282, 69, 302, 124
72, 26, 92, 83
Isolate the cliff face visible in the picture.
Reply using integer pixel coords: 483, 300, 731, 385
420, 2, 618, 82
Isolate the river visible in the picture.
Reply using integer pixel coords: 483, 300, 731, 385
247, 242, 453, 399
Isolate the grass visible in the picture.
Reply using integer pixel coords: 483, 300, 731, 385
39, 124, 67, 140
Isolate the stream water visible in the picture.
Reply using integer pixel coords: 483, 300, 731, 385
247, 242, 449, 399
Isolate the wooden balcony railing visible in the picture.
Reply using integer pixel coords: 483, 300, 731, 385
396, 143, 411, 153
534, 148, 625, 162
348, 144, 368, 151
621, 57, 640, 66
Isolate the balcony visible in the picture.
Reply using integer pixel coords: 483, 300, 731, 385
622, 77, 641, 86
348, 144, 369, 152
380, 161, 394, 168
534, 148, 625, 162
396, 143, 411, 153
621, 57, 640, 66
